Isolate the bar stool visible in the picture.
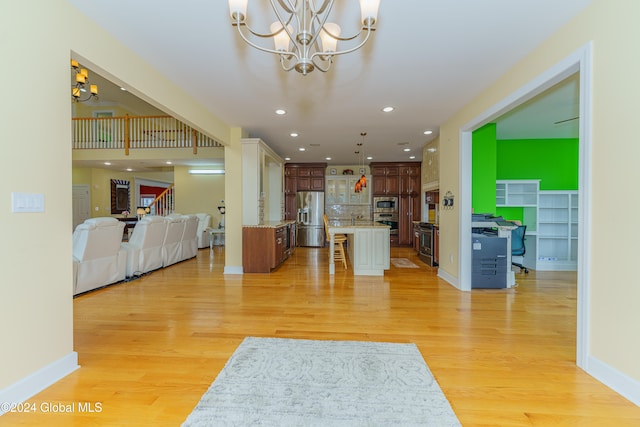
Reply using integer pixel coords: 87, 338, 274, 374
323, 214, 347, 269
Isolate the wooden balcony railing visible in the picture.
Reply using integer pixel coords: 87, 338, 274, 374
145, 184, 175, 217
72, 115, 223, 155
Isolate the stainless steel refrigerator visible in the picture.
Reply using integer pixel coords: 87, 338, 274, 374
296, 191, 325, 247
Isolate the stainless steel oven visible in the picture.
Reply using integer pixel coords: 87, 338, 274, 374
374, 212, 398, 235
373, 196, 398, 213
418, 222, 437, 266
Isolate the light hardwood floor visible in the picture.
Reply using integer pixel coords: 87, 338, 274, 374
3, 246, 640, 426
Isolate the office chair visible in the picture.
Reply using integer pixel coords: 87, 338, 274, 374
511, 225, 528, 273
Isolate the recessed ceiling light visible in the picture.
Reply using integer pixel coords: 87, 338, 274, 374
290, 132, 298, 137
120, 87, 127, 91
298, 147, 306, 152
126, 168, 133, 172
367, 156, 373, 160
284, 157, 291, 161
423, 130, 433, 135
382, 106, 394, 113
166, 161, 172, 165
403, 148, 411, 152
409, 155, 416, 159
325, 157, 332, 161
275, 109, 286, 115
104, 162, 111, 166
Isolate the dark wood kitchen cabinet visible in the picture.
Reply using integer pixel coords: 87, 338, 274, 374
243, 222, 296, 273
296, 166, 325, 191
285, 163, 326, 193
371, 164, 399, 195
413, 222, 420, 253
399, 165, 421, 195
284, 163, 326, 220
399, 193, 420, 245
371, 162, 421, 246
285, 194, 297, 221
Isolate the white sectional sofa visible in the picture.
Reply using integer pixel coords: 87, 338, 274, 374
162, 215, 187, 267
121, 215, 167, 277
72, 217, 127, 295
74, 213, 210, 293
181, 214, 199, 260
195, 213, 211, 249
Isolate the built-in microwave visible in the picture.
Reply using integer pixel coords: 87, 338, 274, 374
373, 196, 398, 212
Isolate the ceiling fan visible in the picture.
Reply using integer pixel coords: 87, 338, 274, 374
554, 116, 579, 125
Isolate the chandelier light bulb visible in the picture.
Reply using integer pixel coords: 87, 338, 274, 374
360, 0, 381, 26
320, 23, 341, 53
270, 22, 292, 52
228, 0, 248, 21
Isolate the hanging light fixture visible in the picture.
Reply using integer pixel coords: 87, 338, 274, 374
71, 59, 98, 102
354, 132, 367, 193
228, 0, 381, 75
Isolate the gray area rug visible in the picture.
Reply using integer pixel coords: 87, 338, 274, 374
182, 337, 460, 426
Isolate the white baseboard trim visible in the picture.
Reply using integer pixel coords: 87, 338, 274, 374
437, 268, 462, 290
223, 266, 243, 275
586, 354, 640, 406
0, 352, 79, 416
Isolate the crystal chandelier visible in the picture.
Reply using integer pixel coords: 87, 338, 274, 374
228, 0, 381, 75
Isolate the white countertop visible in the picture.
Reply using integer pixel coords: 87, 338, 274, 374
243, 220, 297, 229
328, 220, 390, 229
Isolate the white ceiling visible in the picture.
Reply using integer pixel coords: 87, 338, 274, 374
69, 0, 588, 168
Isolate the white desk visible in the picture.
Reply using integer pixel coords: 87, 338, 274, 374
472, 221, 517, 288
328, 221, 390, 276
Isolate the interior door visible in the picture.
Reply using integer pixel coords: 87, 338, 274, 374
72, 184, 91, 230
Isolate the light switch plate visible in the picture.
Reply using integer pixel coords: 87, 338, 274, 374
11, 192, 45, 213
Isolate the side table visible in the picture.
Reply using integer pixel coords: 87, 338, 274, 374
209, 228, 225, 249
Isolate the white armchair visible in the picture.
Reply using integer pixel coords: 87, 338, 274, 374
162, 215, 186, 267
195, 213, 211, 249
121, 216, 167, 277
72, 217, 126, 295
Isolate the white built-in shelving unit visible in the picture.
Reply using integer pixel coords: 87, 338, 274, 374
496, 180, 539, 207
495, 180, 577, 271
536, 190, 578, 271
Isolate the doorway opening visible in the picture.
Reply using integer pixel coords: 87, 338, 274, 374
459, 43, 592, 368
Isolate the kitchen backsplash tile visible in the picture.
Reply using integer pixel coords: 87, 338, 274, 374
325, 204, 372, 220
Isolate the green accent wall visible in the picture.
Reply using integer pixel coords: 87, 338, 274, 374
496, 206, 524, 221
472, 123, 497, 214
472, 132, 579, 224
496, 139, 578, 190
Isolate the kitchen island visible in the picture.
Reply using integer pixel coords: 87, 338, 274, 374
327, 221, 390, 275
242, 220, 296, 273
